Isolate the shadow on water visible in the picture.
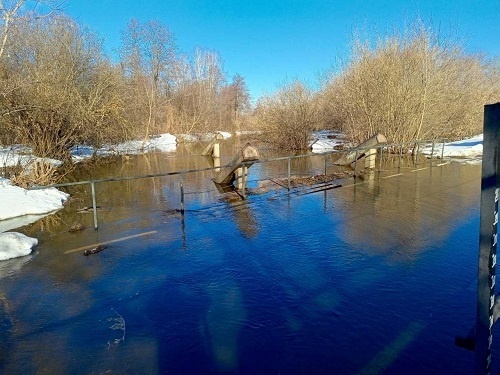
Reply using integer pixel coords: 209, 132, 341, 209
0, 141, 485, 374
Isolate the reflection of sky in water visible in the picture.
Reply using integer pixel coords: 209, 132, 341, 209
0, 156, 485, 374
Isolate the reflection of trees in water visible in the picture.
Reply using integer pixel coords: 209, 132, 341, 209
22, 212, 65, 234
336, 163, 480, 258
252, 154, 351, 183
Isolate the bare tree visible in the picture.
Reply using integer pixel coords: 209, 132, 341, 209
166, 48, 227, 135
120, 18, 176, 140
256, 80, 319, 150
0, 14, 128, 160
0, 0, 63, 60
220, 73, 251, 132
322, 22, 500, 145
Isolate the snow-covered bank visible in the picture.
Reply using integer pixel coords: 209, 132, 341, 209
311, 132, 484, 162
0, 178, 68, 260
310, 131, 348, 153
176, 131, 232, 142
72, 133, 178, 162
1, 133, 178, 165
0, 146, 63, 168
420, 134, 483, 160
0, 178, 68, 221
0, 232, 38, 261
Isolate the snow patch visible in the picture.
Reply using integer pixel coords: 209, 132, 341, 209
70, 133, 177, 162
235, 130, 262, 136
0, 232, 38, 261
217, 131, 232, 139
0, 179, 66, 260
0, 147, 62, 168
0, 178, 69, 221
310, 131, 348, 153
177, 131, 232, 142
150, 133, 178, 152
421, 134, 483, 160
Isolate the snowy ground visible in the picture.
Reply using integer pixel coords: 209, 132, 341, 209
176, 131, 232, 143
0, 132, 177, 260
0, 132, 486, 260
0, 145, 63, 168
310, 131, 348, 153
70, 133, 178, 162
310, 132, 484, 161
420, 134, 483, 161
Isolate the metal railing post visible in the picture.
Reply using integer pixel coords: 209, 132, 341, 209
353, 150, 358, 177
241, 163, 247, 199
378, 146, 383, 172
179, 173, 185, 213
324, 154, 327, 175
430, 141, 435, 167
441, 138, 445, 160
398, 145, 403, 171
287, 157, 291, 191
414, 142, 419, 168
91, 182, 98, 230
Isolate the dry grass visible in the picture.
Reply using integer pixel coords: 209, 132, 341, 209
11, 160, 60, 188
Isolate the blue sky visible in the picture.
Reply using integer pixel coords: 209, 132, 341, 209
63, 0, 499, 100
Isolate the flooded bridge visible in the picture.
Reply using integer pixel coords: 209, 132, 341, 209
0, 124, 495, 374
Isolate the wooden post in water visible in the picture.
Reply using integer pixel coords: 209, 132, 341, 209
236, 167, 246, 190
430, 141, 435, 167
213, 143, 259, 186
398, 145, 403, 171
214, 156, 221, 174
202, 132, 224, 157
364, 148, 377, 169
378, 146, 383, 171
353, 150, 358, 177
334, 133, 387, 166
475, 102, 500, 374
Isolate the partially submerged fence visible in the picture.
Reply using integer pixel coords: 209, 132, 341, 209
29, 138, 447, 230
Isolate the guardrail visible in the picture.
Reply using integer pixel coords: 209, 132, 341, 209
29, 138, 446, 230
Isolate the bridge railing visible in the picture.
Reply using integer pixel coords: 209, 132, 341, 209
29, 138, 447, 230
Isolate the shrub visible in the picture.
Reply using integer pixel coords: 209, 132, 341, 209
11, 160, 60, 188
322, 22, 500, 144
256, 81, 320, 151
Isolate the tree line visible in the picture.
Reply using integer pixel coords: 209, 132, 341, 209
0, 4, 250, 160
1, 2, 499, 160
257, 22, 500, 150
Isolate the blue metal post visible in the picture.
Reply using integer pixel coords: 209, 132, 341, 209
475, 103, 500, 374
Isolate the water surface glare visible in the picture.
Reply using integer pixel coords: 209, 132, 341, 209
0, 154, 486, 374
